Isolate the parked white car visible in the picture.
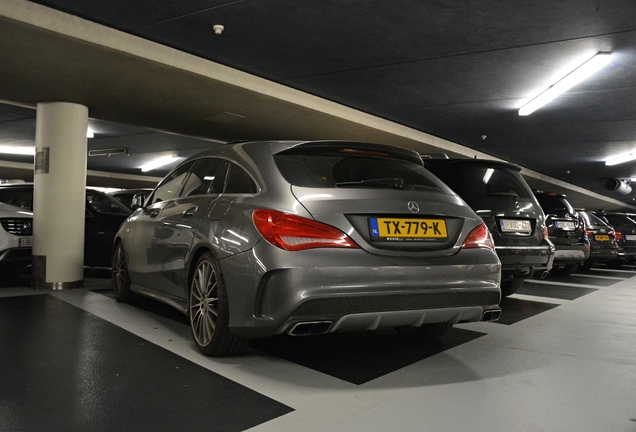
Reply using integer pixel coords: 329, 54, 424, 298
0, 202, 33, 277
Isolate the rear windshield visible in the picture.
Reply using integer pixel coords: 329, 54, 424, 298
426, 162, 532, 207
274, 145, 451, 193
602, 214, 636, 227
579, 211, 610, 229
534, 194, 575, 215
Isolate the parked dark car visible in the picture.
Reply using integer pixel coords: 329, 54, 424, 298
533, 190, 590, 276
425, 158, 554, 296
0, 202, 33, 277
109, 188, 153, 208
0, 183, 132, 267
577, 210, 620, 268
112, 140, 502, 357
595, 210, 636, 267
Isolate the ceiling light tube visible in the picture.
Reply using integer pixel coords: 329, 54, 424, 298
0, 145, 36, 155
605, 152, 636, 166
519, 52, 612, 116
140, 155, 178, 172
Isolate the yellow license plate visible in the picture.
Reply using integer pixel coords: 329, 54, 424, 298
370, 217, 448, 240
595, 234, 610, 241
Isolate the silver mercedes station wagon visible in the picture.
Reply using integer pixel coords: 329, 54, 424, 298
112, 141, 501, 356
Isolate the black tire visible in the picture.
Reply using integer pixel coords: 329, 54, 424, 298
112, 242, 135, 302
189, 252, 247, 357
500, 279, 524, 297
395, 322, 453, 340
549, 264, 579, 277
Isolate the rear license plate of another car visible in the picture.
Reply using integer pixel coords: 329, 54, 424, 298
19, 238, 32, 247
555, 221, 576, 230
500, 219, 532, 234
626, 235, 636, 241
369, 217, 447, 241
595, 234, 610, 241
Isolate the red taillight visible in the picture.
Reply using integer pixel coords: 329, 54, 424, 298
462, 222, 495, 250
253, 209, 359, 251
614, 231, 624, 241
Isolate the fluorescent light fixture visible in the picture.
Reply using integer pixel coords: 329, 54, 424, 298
605, 152, 636, 166
482, 168, 494, 184
140, 155, 178, 172
88, 148, 128, 157
87, 128, 95, 138
519, 52, 612, 116
0, 145, 36, 156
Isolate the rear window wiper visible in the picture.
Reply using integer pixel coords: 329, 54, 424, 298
486, 192, 519, 198
335, 177, 406, 189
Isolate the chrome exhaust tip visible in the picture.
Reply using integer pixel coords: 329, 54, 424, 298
289, 321, 333, 336
482, 309, 502, 322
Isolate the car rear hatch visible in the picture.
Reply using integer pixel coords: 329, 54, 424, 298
424, 160, 546, 246
534, 192, 586, 246
580, 211, 618, 251
273, 142, 481, 257
599, 213, 636, 255
424, 159, 552, 269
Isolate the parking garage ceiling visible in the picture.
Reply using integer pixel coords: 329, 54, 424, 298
1, 0, 636, 209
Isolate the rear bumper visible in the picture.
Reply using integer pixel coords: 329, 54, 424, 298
220, 244, 502, 339
496, 244, 554, 276
552, 244, 590, 265
587, 246, 619, 263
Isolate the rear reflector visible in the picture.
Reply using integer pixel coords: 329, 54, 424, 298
253, 209, 359, 251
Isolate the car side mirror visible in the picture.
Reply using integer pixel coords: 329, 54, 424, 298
131, 192, 146, 209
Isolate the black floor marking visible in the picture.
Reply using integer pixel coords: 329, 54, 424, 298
496, 297, 559, 325
0, 295, 292, 432
93, 288, 189, 325
94, 288, 485, 385
544, 275, 618, 287
0, 271, 31, 288
518, 281, 596, 300
250, 327, 485, 385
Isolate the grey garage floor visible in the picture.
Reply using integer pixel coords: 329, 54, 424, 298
1, 266, 636, 432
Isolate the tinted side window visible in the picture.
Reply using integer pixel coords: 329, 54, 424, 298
225, 163, 257, 194
149, 161, 195, 205
86, 191, 131, 215
0, 188, 34, 210
181, 158, 228, 197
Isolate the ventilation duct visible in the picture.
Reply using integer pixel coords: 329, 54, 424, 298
603, 178, 632, 195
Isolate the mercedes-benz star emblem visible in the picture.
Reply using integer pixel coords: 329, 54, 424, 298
407, 201, 420, 213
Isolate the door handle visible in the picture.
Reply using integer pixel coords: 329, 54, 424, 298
183, 206, 199, 218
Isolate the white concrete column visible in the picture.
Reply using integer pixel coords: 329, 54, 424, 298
32, 102, 88, 289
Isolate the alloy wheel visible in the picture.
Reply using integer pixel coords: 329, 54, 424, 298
190, 259, 219, 347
